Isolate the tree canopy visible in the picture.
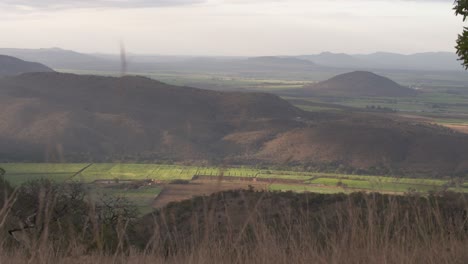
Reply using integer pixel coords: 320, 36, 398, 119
454, 0, 468, 69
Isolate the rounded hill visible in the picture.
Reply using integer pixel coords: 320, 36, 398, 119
304, 71, 417, 97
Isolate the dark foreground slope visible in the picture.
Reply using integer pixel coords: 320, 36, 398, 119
0, 72, 467, 176
299, 71, 417, 97
131, 191, 468, 264
1, 186, 466, 263
0, 55, 53, 76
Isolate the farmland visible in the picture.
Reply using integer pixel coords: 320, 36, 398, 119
1, 163, 466, 214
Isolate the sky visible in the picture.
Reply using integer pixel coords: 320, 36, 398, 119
0, 0, 464, 56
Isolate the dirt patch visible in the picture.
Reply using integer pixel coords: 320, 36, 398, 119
397, 114, 468, 134
443, 124, 468, 134
152, 179, 268, 209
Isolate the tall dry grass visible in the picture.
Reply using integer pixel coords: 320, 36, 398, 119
0, 189, 466, 264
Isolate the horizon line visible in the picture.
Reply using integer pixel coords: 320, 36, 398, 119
0, 46, 457, 57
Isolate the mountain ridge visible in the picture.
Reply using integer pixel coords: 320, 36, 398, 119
0, 48, 463, 72
300, 51, 463, 71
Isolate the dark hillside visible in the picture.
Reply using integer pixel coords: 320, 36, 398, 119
0, 72, 467, 176
0, 72, 303, 162
134, 190, 468, 255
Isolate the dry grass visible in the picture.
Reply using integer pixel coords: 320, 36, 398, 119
0, 189, 466, 264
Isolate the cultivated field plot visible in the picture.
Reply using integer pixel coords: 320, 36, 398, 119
0, 163, 90, 186
153, 179, 268, 209
1, 163, 466, 195
291, 93, 468, 115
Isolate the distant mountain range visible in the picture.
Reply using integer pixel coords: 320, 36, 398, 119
0, 55, 53, 76
0, 48, 464, 72
298, 52, 464, 72
298, 52, 363, 68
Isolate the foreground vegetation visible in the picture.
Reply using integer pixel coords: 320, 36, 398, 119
0, 175, 466, 263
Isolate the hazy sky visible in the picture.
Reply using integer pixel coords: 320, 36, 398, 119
0, 0, 464, 56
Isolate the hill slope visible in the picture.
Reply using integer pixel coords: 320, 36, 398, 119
0, 55, 53, 76
0, 72, 467, 176
0, 72, 303, 162
0, 48, 115, 70
301, 71, 417, 97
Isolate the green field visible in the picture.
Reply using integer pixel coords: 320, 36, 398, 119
0, 163, 269, 188
290, 92, 468, 116
1, 163, 466, 215
1, 163, 466, 194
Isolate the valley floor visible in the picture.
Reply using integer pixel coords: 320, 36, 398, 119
1, 163, 466, 214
